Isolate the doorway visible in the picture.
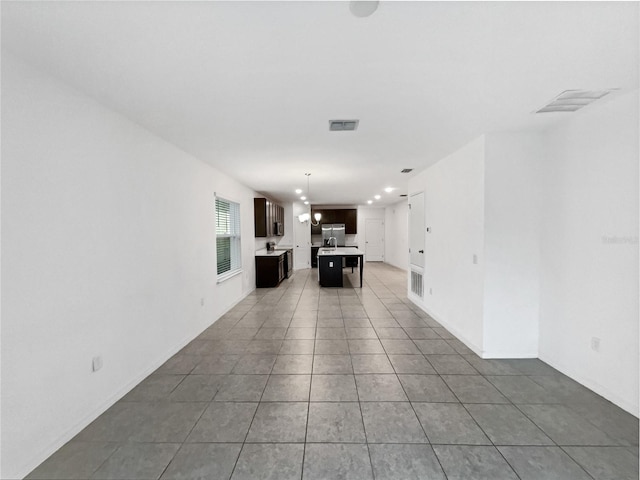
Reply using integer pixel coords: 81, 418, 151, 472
294, 212, 311, 269
409, 192, 425, 298
365, 218, 384, 261
409, 192, 425, 268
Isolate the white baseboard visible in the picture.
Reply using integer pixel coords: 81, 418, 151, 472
406, 290, 638, 417
540, 351, 639, 417
407, 293, 483, 357
407, 292, 640, 417
12, 290, 253, 480
480, 351, 538, 359
408, 294, 539, 360
12, 331, 195, 479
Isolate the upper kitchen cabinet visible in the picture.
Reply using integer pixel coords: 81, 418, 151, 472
320, 209, 336, 225
344, 209, 357, 234
254, 197, 285, 237
310, 208, 357, 234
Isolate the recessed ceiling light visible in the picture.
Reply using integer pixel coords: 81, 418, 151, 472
304, 201, 309, 205
295, 189, 302, 194
367, 200, 373, 204
300, 196, 306, 201
374, 195, 381, 200
384, 187, 394, 193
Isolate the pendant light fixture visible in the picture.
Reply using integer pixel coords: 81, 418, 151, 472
298, 173, 322, 225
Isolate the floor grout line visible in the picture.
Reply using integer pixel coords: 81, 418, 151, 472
28, 266, 637, 480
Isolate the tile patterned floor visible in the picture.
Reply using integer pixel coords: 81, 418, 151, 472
28, 264, 639, 480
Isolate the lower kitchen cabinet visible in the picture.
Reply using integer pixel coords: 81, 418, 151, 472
279, 248, 293, 278
318, 255, 343, 287
255, 254, 285, 287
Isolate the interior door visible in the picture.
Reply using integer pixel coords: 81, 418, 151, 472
365, 218, 384, 261
409, 192, 425, 267
294, 212, 311, 269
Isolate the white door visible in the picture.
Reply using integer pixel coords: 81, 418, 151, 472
294, 214, 311, 269
409, 192, 425, 267
365, 218, 384, 261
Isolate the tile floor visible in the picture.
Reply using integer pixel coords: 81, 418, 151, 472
28, 264, 639, 480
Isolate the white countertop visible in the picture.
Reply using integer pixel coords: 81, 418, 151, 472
312, 243, 358, 248
255, 249, 287, 257
316, 247, 365, 256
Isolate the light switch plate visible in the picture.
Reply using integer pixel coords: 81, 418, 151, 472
92, 356, 103, 372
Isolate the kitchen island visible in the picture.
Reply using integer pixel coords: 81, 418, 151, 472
317, 247, 365, 288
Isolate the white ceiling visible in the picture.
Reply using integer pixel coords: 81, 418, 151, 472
2, 1, 638, 206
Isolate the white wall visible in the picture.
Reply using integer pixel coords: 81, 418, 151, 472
538, 90, 639, 415
1, 55, 259, 479
409, 137, 486, 354
482, 132, 542, 357
407, 91, 639, 415
384, 200, 409, 270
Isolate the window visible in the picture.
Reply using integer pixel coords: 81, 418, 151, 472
216, 196, 241, 280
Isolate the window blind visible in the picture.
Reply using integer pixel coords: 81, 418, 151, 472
216, 197, 241, 278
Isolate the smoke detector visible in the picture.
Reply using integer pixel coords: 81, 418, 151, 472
535, 89, 617, 113
329, 120, 359, 131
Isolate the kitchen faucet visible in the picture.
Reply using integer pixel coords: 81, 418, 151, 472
328, 236, 337, 250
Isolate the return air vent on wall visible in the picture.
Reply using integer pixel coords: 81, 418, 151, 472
329, 120, 359, 131
535, 89, 616, 113
411, 269, 424, 298
401, 168, 413, 173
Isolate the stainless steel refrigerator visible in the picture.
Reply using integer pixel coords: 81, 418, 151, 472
321, 224, 346, 247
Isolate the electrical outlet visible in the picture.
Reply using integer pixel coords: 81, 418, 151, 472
473, 254, 478, 264
92, 356, 103, 372
591, 337, 601, 352
429, 288, 433, 295
200, 298, 204, 306
329, 262, 334, 267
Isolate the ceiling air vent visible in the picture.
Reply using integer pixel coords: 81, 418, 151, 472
399, 194, 408, 197
401, 168, 413, 173
535, 89, 616, 113
329, 120, 359, 131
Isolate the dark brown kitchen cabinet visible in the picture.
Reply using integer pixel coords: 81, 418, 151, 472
332, 209, 345, 224
254, 197, 285, 237
310, 208, 357, 234
318, 254, 343, 287
344, 209, 357, 234
311, 246, 320, 268
255, 255, 285, 287
321, 209, 336, 224
277, 204, 284, 235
